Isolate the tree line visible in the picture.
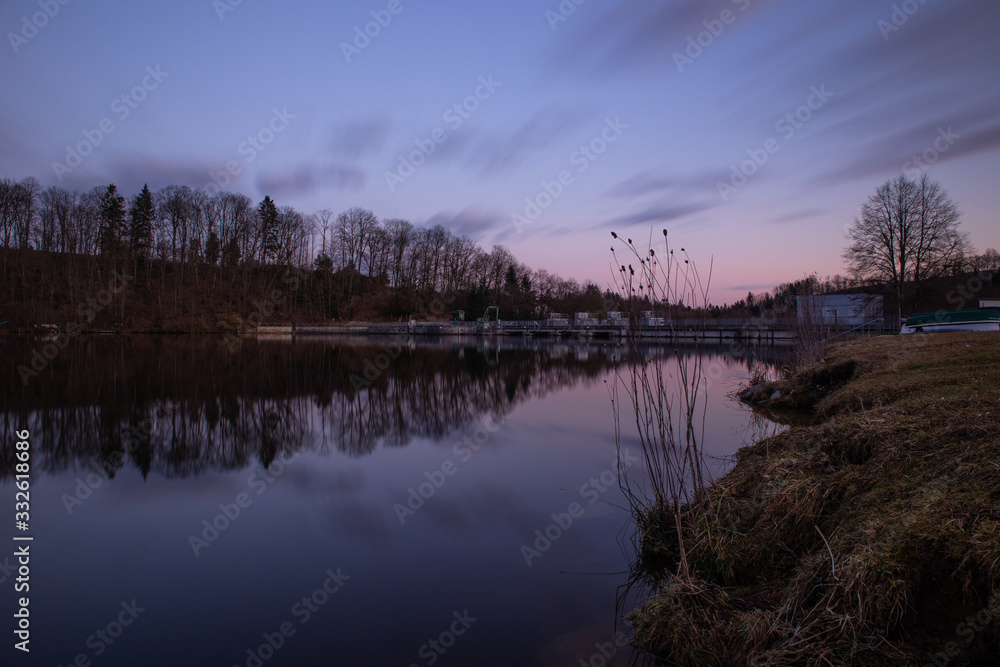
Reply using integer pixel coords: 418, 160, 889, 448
0, 177, 311, 266
3, 172, 995, 328
0, 176, 608, 324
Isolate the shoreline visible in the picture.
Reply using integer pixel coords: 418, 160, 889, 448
631, 332, 1000, 665
0, 319, 808, 343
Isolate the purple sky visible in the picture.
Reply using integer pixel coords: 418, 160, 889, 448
2, 0, 999, 303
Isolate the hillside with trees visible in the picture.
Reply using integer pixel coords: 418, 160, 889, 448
0, 177, 609, 331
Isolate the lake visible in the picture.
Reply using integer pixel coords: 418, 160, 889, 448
0, 335, 785, 666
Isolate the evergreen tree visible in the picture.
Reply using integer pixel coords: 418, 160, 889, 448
258, 195, 279, 263
129, 184, 155, 259
205, 231, 221, 265
98, 184, 126, 255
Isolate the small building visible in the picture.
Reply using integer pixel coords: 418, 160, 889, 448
450, 310, 465, 322
546, 313, 569, 327
797, 294, 883, 327
574, 312, 598, 326
640, 310, 665, 327
606, 311, 629, 326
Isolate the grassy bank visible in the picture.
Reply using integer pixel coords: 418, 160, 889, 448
632, 332, 1000, 665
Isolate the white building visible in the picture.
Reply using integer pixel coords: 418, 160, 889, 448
796, 294, 883, 327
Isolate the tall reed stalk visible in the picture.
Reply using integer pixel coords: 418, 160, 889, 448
608, 230, 712, 579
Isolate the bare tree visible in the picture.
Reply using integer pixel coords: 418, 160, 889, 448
16, 177, 40, 249
335, 207, 377, 273
972, 248, 1000, 272
315, 209, 334, 256
844, 174, 969, 315
157, 185, 200, 262
0, 178, 40, 249
383, 218, 413, 288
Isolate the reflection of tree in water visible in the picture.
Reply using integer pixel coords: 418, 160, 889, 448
0, 336, 611, 478
0, 336, 788, 479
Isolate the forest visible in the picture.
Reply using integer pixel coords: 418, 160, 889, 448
0, 176, 609, 330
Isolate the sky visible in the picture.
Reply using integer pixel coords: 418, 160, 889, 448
2, 0, 999, 303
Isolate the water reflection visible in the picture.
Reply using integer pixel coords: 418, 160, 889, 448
2, 336, 788, 482
1, 335, 790, 667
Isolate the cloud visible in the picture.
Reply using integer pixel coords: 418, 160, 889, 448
548, 0, 781, 75
610, 202, 714, 227
328, 118, 390, 161
256, 163, 366, 197
811, 100, 1000, 187
765, 208, 826, 226
0, 128, 32, 169
421, 207, 502, 240
604, 168, 722, 200
381, 106, 588, 179
728, 283, 783, 293
50, 156, 221, 195
550, 0, 1000, 196
593, 167, 724, 236
471, 107, 588, 177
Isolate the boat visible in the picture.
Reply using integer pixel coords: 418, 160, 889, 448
899, 308, 1000, 334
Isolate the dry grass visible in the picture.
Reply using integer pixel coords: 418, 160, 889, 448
632, 332, 1000, 665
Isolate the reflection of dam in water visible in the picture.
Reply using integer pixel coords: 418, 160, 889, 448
260, 316, 802, 343
1, 335, 790, 480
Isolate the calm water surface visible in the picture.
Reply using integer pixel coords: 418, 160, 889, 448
0, 335, 784, 666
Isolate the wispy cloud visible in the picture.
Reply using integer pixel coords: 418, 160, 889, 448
422, 207, 502, 240
471, 107, 588, 177
328, 118, 390, 161
257, 163, 366, 197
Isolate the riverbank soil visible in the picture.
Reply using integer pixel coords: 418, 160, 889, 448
632, 332, 1000, 665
